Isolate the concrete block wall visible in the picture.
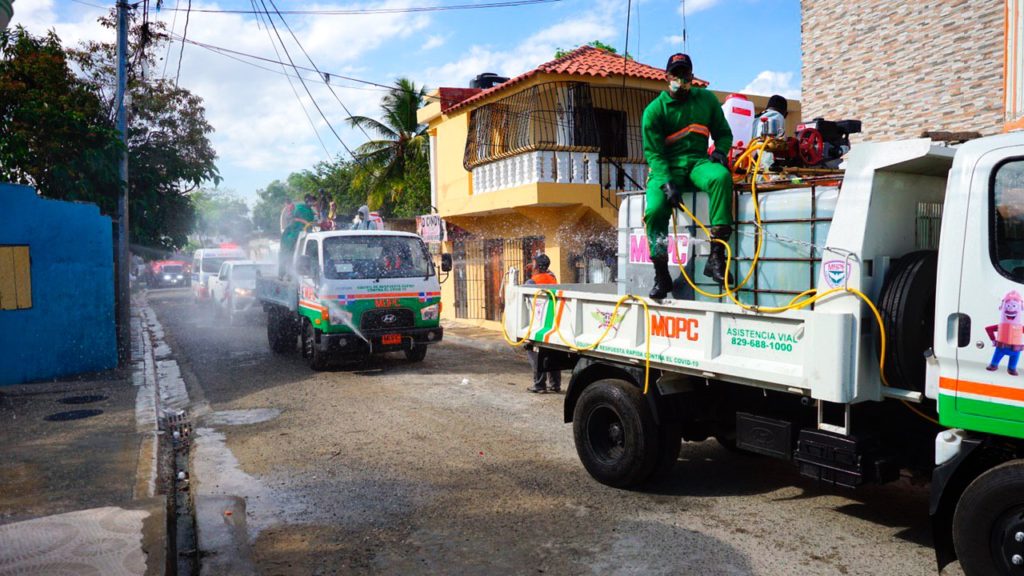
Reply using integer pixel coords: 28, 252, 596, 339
0, 183, 116, 384
802, 0, 1005, 141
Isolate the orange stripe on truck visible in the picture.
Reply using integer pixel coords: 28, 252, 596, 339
940, 376, 1024, 403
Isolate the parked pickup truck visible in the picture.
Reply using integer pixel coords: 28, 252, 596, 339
504, 133, 1024, 575
208, 260, 276, 325
256, 230, 449, 369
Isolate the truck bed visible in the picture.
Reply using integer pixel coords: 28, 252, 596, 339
504, 283, 862, 403
256, 275, 297, 311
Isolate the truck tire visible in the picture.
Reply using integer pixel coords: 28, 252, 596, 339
573, 379, 659, 488
267, 308, 294, 354
404, 343, 428, 362
649, 419, 683, 482
303, 320, 329, 371
877, 250, 938, 391
952, 460, 1024, 576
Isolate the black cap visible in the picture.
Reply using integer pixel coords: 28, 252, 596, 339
665, 53, 693, 76
534, 254, 550, 271
767, 95, 788, 117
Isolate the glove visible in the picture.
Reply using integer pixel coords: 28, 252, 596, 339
710, 149, 728, 167
661, 182, 683, 207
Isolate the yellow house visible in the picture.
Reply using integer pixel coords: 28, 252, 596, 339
418, 46, 799, 329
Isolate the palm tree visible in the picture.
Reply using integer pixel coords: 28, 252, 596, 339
346, 78, 429, 213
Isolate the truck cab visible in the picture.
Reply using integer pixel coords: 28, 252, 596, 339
259, 230, 446, 369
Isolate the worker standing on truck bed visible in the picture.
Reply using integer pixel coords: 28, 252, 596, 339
642, 53, 733, 299
278, 198, 316, 278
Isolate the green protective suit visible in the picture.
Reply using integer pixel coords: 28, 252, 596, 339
642, 87, 733, 258
279, 203, 317, 275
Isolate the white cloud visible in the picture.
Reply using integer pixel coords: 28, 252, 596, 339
740, 70, 801, 99
423, 0, 619, 89
677, 0, 724, 16
422, 34, 446, 51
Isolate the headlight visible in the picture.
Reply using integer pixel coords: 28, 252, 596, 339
163, 274, 171, 280
234, 288, 252, 297
421, 303, 439, 320
176, 275, 183, 280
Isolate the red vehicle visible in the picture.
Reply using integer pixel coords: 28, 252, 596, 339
147, 259, 190, 288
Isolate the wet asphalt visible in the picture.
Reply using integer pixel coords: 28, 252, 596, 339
147, 289, 963, 576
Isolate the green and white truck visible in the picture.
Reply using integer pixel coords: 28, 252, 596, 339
504, 132, 1024, 575
257, 230, 448, 369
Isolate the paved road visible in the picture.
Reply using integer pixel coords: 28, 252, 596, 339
148, 290, 962, 576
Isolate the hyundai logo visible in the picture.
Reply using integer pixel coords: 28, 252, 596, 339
381, 313, 398, 324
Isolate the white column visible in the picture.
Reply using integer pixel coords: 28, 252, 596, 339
584, 152, 599, 184
538, 152, 554, 183
555, 152, 570, 184
571, 152, 584, 183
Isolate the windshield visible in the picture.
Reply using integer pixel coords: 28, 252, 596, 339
231, 264, 275, 283
202, 258, 226, 273
162, 266, 183, 275
323, 236, 432, 280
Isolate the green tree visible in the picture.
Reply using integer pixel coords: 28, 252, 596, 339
0, 27, 122, 205
554, 40, 630, 60
71, 15, 220, 250
252, 179, 295, 234
193, 189, 252, 245
346, 78, 430, 216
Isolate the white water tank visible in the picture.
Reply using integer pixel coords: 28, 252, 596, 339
722, 94, 756, 151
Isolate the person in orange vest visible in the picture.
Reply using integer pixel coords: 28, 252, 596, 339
526, 254, 561, 393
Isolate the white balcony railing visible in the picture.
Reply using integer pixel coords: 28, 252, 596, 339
471, 151, 650, 198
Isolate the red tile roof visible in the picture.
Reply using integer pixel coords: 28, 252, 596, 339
443, 46, 709, 114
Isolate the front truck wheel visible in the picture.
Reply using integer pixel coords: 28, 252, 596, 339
573, 379, 662, 488
303, 320, 329, 371
953, 460, 1024, 576
404, 343, 427, 362
267, 308, 295, 354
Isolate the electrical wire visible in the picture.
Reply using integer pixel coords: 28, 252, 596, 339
252, 2, 332, 158
161, 0, 563, 15
160, 0, 181, 77
174, 0, 191, 86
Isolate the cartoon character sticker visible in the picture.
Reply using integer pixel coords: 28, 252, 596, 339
986, 290, 1024, 376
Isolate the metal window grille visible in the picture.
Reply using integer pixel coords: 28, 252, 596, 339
453, 236, 543, 321
463, 81, 659, 170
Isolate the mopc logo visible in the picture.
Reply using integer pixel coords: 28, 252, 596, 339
651, 315, 699, 341
629, 232, 688, 265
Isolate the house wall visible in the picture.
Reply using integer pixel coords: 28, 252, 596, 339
802, 0, 1004, 140
0, 183, 117, 384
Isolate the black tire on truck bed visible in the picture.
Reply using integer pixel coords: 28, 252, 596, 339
877, 250, 938, 391
267, 306, 295, 354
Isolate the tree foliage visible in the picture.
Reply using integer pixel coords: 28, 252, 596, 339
0, 16, 220, 252
0, 27, 122, 205
193, 189, 252, 244
346, 78, 431, 216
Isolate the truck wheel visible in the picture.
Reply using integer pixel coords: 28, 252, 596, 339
303, 321, 329, 371
267, 309, 294, 354
404, 343, 428, 362
953, 460, 1024, 576
573, 379, 659, 488
648, 419, 682, 482
877, 250, 937, 391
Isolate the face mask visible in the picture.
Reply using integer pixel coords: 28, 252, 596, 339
669, 79, 690, 99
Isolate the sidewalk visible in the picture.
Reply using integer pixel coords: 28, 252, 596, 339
440, 319, 525, 357
0, 296, 167, 576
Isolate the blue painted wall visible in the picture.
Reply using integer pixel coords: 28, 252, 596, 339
0, 183, 117, 384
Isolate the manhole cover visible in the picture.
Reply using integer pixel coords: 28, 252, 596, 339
57, 395, 108, 405
44, 409, 104, 422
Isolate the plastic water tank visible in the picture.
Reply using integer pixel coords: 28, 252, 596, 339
470, 73, 509, 90
722, 94, 756, 150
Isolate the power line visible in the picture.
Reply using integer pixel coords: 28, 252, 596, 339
263, 0, 373, 143
253, 0, 360, 162
162, 0, 562, 15
252, 0, 332, 158
174, 0, 191, 86
161, 0, 181, 77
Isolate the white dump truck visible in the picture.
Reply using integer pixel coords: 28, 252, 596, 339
503, 132, 1024, 575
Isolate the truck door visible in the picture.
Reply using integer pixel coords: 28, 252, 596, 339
953, 147, 1024, 431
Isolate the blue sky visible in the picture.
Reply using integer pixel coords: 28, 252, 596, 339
13, 0, 801, 207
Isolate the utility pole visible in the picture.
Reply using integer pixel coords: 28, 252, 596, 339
115, 0, 130, 364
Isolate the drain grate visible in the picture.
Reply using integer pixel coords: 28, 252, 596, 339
45, 409, 104, 422
57, 395, 108, 405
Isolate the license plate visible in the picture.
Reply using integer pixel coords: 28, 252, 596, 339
381, 334, 402, 345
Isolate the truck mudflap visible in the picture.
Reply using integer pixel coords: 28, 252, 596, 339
506, 285, 862, 403
315, 326, 443, 355
929, 434, 984, 571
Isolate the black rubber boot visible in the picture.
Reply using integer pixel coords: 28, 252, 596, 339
649, 255, 673, 300
703, 226, 733, 286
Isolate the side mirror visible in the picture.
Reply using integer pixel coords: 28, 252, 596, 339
441, 253, 453, 272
